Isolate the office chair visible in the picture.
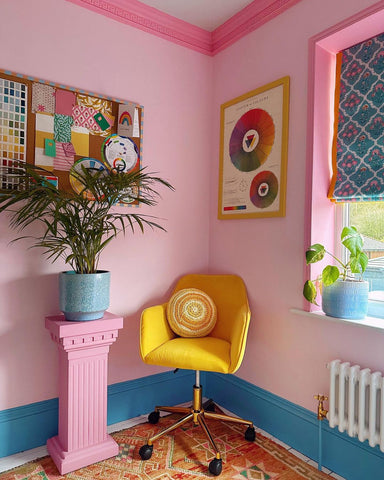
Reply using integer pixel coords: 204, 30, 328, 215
138, 274, 255, 476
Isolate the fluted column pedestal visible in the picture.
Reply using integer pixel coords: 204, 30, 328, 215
45, 312, 123, 474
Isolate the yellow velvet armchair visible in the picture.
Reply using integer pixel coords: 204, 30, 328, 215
139, 274, 255, 476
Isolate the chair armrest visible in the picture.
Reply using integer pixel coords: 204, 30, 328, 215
140, 304, 176, 361
228, 304, 251, 373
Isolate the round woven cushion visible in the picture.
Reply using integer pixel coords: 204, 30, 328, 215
167, 288, 217, 338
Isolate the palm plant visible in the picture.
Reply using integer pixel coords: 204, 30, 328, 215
0, 162, 174, 274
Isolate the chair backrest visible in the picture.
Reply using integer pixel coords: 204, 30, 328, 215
173, 274, 251, 373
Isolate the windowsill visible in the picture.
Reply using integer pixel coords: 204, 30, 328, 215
290, 308, 384, 332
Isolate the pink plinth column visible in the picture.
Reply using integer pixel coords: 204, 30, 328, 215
45, 312, 124, 474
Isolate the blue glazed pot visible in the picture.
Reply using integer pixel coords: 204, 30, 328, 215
59, 270, 110, 321
322, 279, 369, 320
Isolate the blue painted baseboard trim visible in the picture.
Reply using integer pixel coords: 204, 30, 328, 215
1, 370, 384, 480
107, 369, 195, 425
206, 372, 384, 480
0, 370, 194, 459
0, 398, 59, 459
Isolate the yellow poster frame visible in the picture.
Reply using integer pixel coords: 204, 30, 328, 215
218, 76, 290, 219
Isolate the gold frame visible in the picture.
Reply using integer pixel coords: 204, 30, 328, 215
218, 76, 290, 219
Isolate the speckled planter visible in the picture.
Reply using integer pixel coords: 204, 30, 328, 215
59, 271, 110, 321
322, 279, 369, 320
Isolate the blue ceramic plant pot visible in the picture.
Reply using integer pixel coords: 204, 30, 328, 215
322, 279, 369, 320
59, 270, 110, 321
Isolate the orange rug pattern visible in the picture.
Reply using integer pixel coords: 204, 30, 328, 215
1, 413, 335, 479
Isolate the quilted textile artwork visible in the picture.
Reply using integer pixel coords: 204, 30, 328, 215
331, 33, 384, 201
166, 288, 217, 337
0, 412, 336, 480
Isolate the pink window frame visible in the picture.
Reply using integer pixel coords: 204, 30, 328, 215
304, 0, 384, 311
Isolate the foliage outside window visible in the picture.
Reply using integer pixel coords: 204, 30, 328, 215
343, 203, 384, 293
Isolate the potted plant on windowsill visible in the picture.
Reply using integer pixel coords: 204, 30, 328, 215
303, 226, 369, 320
0, 161, 173, 321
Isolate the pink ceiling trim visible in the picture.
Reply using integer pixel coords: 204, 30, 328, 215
212, 0, 303, 54
66, 0, 212, 55
65, 0, 303, 56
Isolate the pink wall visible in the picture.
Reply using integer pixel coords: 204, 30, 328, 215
0, 0, 212, 409
1, 0, 384, 417
210, 0, 384, 410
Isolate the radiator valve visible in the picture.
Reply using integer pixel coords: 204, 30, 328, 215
314, 394, 328, 420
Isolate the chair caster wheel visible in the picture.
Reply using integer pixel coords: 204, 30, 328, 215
139, 444, 153, 460
209, 458, 222, 476
245, 426, 256, 442
148, 411, 160, 424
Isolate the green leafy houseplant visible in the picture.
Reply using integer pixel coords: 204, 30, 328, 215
0, 162, 174, 274
303, 226, 369, 305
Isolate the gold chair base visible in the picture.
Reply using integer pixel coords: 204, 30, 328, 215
145, 384, 255, 462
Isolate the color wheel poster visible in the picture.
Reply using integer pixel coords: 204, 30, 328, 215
218, 77, 289, 219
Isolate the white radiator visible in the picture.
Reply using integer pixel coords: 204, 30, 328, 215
328, 359, 384, 452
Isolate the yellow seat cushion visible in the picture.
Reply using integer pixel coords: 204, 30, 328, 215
167, 288, 217, 337
142, 337, 231, 373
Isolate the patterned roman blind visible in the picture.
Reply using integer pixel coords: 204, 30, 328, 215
328, 33, 384, 202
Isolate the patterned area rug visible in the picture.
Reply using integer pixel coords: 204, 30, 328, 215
1, 412, 334, 479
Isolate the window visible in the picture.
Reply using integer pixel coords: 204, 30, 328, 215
306, 4, 384, 313
342, 203, 384, 292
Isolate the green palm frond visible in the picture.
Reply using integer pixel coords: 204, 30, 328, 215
0, 162, 174, 274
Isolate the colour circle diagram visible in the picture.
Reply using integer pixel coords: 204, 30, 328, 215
69, 157, 107, 201
229, 108, 275, 172
102, 134, 139, 174
250, 170, 278, 209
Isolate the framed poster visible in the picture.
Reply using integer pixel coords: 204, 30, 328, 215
218, 76, 289, 219
0, 69, 143, 205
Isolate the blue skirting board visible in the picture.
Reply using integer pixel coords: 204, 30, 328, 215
1, 370, 384, 480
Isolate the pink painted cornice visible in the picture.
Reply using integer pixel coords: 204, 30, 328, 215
65, 0, 303, 56
212, 0, 303, 54
66, 0, 212, 55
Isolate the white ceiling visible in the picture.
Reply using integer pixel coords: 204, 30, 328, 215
137, 0, 255, 31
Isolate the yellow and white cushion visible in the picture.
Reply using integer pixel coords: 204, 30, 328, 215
166, 288, 217, 338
